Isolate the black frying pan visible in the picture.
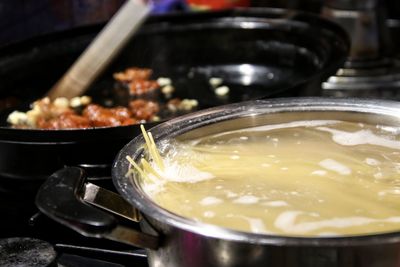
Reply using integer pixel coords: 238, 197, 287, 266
0, 8, 349, 180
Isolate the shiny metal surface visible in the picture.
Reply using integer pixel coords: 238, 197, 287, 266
82, 183, 158, 249
322, 2, 388, 61
106, 225, 158, 250
322, 0, 400, 95
112, 97, 400, 267
84, 182, 141, 222
35, 166, 159, 250
322, 61, 400, 99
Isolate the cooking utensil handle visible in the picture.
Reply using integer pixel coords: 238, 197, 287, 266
35, 167, 158, 249
46, 0, 151, 99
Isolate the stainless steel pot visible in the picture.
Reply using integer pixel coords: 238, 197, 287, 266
36, 97, 400, 267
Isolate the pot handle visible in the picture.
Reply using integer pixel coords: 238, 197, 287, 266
35, 167, 159, 250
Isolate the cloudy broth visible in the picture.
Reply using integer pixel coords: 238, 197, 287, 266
137, 120, 400, 237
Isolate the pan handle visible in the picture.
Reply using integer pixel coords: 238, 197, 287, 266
35, 167, 159, 250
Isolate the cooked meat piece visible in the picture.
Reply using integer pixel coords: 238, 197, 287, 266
37, 112, 91, 129
109, 106, 131, 119
113, 67, 159, 96
8, 67, 189, 130
113, 67, 153, 82
128, 80, 159, 95
83, 104, 136, 127
129, 99, 159, 121
120, 118, 138, 126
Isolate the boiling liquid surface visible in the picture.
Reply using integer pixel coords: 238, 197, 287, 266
139, 120, 400, 237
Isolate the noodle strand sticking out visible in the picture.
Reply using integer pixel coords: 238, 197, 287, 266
139, 125, 164, 171
148, 131, 165, 171
126, 120, 400, 237
126, 125, 164, 184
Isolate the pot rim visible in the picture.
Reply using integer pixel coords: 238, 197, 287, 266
112, 97, 400, 247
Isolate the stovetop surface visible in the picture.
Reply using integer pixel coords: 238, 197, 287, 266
2, 87, 400, 266
0, 176, 149, 267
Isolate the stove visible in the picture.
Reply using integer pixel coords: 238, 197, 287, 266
321, 0, 400, 99
0, 174, 149, 267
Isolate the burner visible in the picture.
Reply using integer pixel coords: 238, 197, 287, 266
322, 58, 400, 99
0, 237, 57, 267
0, 236, 148, 267
0, 171, 149, 267
322, 0, 400, 99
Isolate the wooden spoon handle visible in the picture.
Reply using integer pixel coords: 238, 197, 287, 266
47, 0, 150, 100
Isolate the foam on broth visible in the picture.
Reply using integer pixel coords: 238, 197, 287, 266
133, 120, 400, 237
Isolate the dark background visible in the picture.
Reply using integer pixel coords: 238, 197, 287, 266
0, 0, 124, 45
0, 0, 322, 46
0, 0, 398, 50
